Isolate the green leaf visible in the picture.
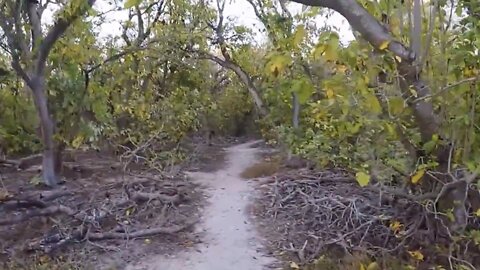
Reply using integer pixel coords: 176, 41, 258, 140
292, 78, 314, 104
388, 97, 405, 116
355, 171, 370, 187
124, 0, 142, 9
266, 54, 292, 76
423, 140, 437, 154
365, 93, 382, 114
292, 24, 306, 48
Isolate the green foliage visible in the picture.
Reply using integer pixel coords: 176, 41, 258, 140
0, 0, 477, 198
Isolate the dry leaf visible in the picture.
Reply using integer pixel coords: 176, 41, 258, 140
355, 171, 370, 187
408, 250, 425, 261
367, 262, 380, 270
290, 261, 300, 269
379, 40, 390, 50
389, 220, 404, 233
411, 169, 425, 184
0, 190, 11, 201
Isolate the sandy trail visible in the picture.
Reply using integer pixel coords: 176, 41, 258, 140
127, 140, 277, 270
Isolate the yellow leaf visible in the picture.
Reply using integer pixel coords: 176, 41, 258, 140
124, 0, 142, 9
379, 40, 390, 50
389, 220, 404, 233
323, 44, 338, 61
290, 261, 300, 269
292, 24, 306, 47
326, 88, 334, 99
266, 54, 292, 76
411, 169, 425, 184
359, 263, 367, 270
475, 208, 480, 217
72, 135, 84, 148
408, 250, 424, 261
367, 262, 380, 270
355, 171, 370, 187
312, 44, 326, 59
446, 210, 455, 222
395, 56, 402, 62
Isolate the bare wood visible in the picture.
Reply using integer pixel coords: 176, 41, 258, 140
412, 0, 422, 60
131, 191, 181, 203
85, 219, 198, 240
0, 205, 76, 225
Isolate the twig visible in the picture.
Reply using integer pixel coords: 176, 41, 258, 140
413, 76, 479, 103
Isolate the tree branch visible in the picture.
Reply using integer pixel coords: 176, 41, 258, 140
198, 51, 267, 116
35, 0, 96, 75
290, 0, 442, 143
290, 0, 415, 61
26, 1, 43, 53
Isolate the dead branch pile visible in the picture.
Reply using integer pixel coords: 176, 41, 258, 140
254, 169, 427, 263
0, 173, 200, 255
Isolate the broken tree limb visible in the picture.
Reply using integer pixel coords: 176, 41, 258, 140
85, 219, 198, 240
26, 218, 198, 253
0, 205, 76, 225
131, 191, 180, 204
0, 153, 43, 170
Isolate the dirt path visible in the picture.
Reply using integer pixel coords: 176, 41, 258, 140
127, 140, 277, 270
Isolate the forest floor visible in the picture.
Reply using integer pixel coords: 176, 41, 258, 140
0, 137, 235, 269
1, 138, 479, 270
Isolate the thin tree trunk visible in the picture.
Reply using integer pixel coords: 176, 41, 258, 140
292, 92, 300, 129
31, 75, 58, 187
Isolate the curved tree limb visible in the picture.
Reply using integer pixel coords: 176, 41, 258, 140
289, 0, 438, 142
200, 52, 267, 116
35, 0, 97, 75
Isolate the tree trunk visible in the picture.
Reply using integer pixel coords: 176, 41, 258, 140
30, 75, 58, 187
292, 92, 300, 129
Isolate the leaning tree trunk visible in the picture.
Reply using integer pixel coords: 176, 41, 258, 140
30, 75, 58, 187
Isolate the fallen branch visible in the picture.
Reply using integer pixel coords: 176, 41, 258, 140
131, 191, 180, 204
85, 219, 198, 240
0, 153, 43, 170
1, 190, 75, 210
0, 205, 76, 225
26, 218, 198, 252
